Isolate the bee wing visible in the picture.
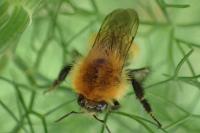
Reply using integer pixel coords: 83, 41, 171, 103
92, 9, 139, 60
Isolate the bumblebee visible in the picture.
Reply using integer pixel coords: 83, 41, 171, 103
50, 8, 161, 130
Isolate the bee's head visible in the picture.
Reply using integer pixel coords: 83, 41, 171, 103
77, 94, 108, 112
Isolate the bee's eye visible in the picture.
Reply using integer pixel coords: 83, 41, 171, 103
77, 94, 85, 107
79, 99, 85, 107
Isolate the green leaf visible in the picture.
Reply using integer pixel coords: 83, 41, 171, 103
0, 1, 30, 52
176, 38, 200, 49
164, 4, 190, 8
0, 53, 9, 72
174, 49, 193, 76
0, 1, 9, 27
112, 111, 156, 133
164, 114, 191, 129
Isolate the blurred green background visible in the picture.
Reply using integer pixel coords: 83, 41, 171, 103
1, 0, 200, 133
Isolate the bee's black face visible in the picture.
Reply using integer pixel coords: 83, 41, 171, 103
77, 94, 107, 112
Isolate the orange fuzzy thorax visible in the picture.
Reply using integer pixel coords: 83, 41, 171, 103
72, 49, 128, 102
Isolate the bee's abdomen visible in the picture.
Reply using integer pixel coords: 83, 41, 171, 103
73, 55, 126, 102
83, 58, 119, 89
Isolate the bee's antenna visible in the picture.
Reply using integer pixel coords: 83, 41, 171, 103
55, 111, 84, 122
93, 115, 111, 133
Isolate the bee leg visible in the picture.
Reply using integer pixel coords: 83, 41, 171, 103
55, 111, 83, 122
111, 100, 120, 110
128, 67, 149, 82
44, 65, 72, 94
52, 65, 72, 88
131, 79, 162, 128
